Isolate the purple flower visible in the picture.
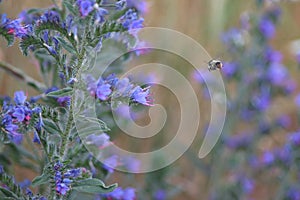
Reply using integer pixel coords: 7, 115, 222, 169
103, 155, 119, 173
6, 19, 29, 38
114, 78, 134, 97
104, 187, 136, 200
14, 91, 27, 105
154, 189, 167, 200
251, 87, 270, 111
40, 10, 61, 24
94, 7, 108, 24
131, 86, 151, 106
96, 80, 112, 101
123, 187, 136, 200
267, 63, 288, 86
120, 9, 144, 30
19, 179, 31, 189
222, 62, 238, 78
54, 161, 63, 171
64, 168, 81, 178
264, 47, 282, 63
86, 133, 111, 148
77, 0, 95, 17
259, 17, 275, 39
225, 133, 253, 150
56, 183, 70, 195
126, 0, 149, 14
33, 131, 41, 144
108, 187, 124, 199
116, 0, 127, 10
288, 131, 300, 146
12, 107, 26, 122
57, 96, 71, 107
242, 178, 254, 194
261, 151, 275, 166
295, 94, 300, 108
123, 156, 140, 172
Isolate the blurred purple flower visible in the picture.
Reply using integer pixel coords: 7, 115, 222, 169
86, 133, 111, 148
14, 91, 27, 105
222, 62, 238, 78
57, 96, 71, 107
259, 17, 275, 39
131, 86, 152, 106
77, 0, 95, 17
56, 183, 70, 195
261, 151, 275, 166
276, 115, 291, 129
267, 63, 288, 86
126, 0, 149, 14
225, 133, 253, 150
154, 189, 167, 200
295, 94, 300, 108
103, 155, 119, 173
288, 131, 300, 146
96, 81, 112, 101
123, 156, 140, 172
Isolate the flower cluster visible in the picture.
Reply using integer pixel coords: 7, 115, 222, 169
54, 161, 82, 195
0, 91, 42, 144
86, 74, 152, 106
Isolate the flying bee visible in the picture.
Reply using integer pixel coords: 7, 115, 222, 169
208, 59, 223, 71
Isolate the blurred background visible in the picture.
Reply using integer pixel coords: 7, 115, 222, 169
1, 0, 300, 199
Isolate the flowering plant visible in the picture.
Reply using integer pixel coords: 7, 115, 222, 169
0, 0, 150, 199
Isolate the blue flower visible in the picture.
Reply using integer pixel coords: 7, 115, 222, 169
14, 91, 27, 105
94, 7, 108, 24
267, 63, 288, 86
259, 17, 275, 39
86, 133, 110, 148
96, 79, 112, 101
77, 0, 95, 17
64, 168, 81, 178
56, 182, 70, 195
131, 86, 151, 105
126, 0, 149, 14
123, 188, 136, 200
295, 94, 300, 108
120, 9, 144, 30
154, 189, 167, 200
115, 0, 127, 10
40, 11, 61, 24
103, 155, 119, 174
57, 96, 71, 107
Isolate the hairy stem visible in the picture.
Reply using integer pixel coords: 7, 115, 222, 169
0, 61, 46, 92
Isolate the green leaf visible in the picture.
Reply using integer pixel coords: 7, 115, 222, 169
0, 28, 14, 46
56, 36, 77, 54
35, 21, 77, 50
0, 187, 19, 199
19, 36, 44, 56
76, 116, 110, 138
46, 87, 73, 98
31, 172, 51, 187
91, 22, 126, 47
43, 119, 62, 134
63, 1, 77, 15
73, 178, 117, 194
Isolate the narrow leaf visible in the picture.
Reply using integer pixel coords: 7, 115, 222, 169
46, 87, 73, 98
73, 178, 117, 194
56, 36, 77, 54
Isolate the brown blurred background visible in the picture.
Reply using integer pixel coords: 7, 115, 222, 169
1, 0, 300, 199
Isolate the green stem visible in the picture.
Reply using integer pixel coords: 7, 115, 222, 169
0, 61, 46, 92
60, 100, 74, 159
